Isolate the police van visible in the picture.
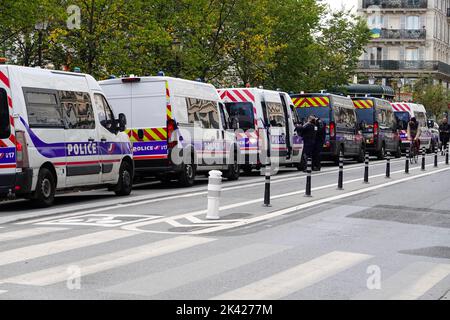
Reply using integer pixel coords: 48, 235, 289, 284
217, 88, 303, 173
352, 97, 401, 159
391, 102, 433, 152
99, 76, 240, 187
291, 93, 365, 163
0, 65, 134, 207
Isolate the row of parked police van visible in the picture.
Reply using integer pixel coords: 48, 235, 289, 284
0, 66, 435, 207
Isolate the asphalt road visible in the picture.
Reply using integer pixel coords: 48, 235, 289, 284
0, 154, 449, 300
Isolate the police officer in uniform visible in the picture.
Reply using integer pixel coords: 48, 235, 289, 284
296, 115, 317, 172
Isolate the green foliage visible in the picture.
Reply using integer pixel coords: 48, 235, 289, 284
413, 78, 450, 118
0, 0, 371, 90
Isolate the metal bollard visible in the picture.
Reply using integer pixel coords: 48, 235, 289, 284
263, 163, 272, 207
206, 170, 223, 220
337, 151, 344, 190
386, 152, 391, 178
305, 157, 312, 197
405, 147, 410, 174
421, 147, 426, 171
434, 144, 438, 168
445, 142, 449, 164
364, 152, 369, 184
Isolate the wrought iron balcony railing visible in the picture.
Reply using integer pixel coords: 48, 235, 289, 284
362, 0, 428, 9
357, 60, 450, 76
377, 28, 426, 40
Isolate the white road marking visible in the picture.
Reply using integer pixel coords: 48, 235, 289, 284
102, 243, 290, 297
15, 157, 410, 226
212, 251, 372, 300
0, 236, 215, 286
121, 162, 450, 235
391, 263, 450, 300
353, 262, 450, 300
0, 230, 139, 267
0, 227, 68, 242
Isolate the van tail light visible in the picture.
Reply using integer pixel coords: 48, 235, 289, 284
167, 120, 178, 149
329, 122, 336, 139
15, 131, 29, 168
374, 122, 379, 136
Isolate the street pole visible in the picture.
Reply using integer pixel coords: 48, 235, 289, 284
337, 151, 344, 190
305, 157, 312, 197
405, 147, 410, 174
364, 152, 369, 184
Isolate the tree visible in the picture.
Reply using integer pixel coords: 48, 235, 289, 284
306, 10, 371, 92
0, 0, 62, 67
413, 78, 450, 118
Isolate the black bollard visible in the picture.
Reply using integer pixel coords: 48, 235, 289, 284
263, 158, 271, 207
405, 147, 410, 174
364, 152, 369, 184
305, 157, 312, 197
337, 151, 344, 190
434, 144, 438, 168
421, 147, 426, 171
386, 152, 391, 178
446, 143, 449, 165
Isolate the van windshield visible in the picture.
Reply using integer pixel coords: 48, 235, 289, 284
0, 89, 10, 139
395, 112, 410, 130
355, 108, 374, 125
225, 102, 255, 130
296, 107, 330, 125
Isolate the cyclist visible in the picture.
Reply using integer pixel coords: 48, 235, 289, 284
407, 117, 422, 158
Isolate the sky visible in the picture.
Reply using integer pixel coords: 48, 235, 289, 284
325, 0, 358, 12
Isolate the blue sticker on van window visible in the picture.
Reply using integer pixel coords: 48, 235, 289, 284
0, 147, 16, 164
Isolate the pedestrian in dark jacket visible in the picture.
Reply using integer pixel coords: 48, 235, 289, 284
296, 116, 317, 170
439, 117, 450, 154
313, 117, 326, 171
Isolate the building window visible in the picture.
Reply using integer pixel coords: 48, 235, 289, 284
406, 16, 420, 30
405, 48, 419, 61
370, 47, 383, 65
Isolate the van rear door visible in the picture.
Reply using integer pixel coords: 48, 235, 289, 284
263, 92, 287, 165
0, 67, 16, 191
130, 80, 168, 161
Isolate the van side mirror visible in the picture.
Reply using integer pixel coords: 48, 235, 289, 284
118, 113, 127, 132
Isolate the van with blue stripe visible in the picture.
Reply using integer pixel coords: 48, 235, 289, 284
0, 65, 133, 207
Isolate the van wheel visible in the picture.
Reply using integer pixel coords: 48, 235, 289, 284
31, 168, 56, 208
225, 151, 240, 181
178, 163, 196, 187
114, 161, 133, 196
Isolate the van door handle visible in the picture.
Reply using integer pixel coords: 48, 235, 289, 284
101, 138, 107, 143
88, 138, 95, 142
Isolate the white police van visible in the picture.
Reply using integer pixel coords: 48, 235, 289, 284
99, 76, 240, 187
0, 66, 133, 207
217, 88, 303, 173
392, 102, 433, 152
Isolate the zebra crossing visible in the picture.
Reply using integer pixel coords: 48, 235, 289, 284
0, 226, 449, 300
